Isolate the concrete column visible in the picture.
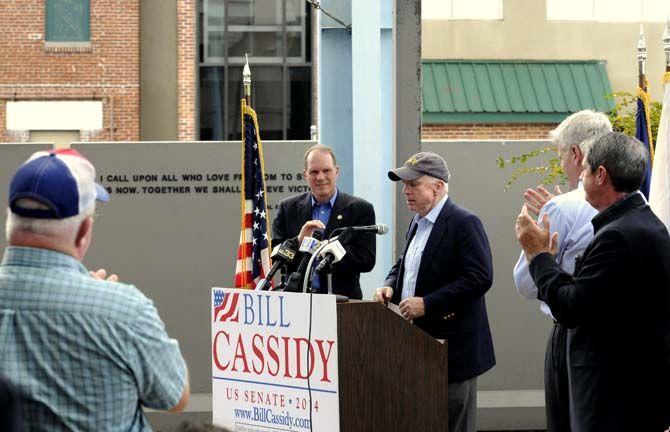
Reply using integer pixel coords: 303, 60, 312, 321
351, 0, 394, 296
392, 0, 422, 255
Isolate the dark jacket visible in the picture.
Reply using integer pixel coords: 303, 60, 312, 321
272, 190, 376, 299
0, 375, 22, 432
385, 198, 496, 383
532, 192, 670, 432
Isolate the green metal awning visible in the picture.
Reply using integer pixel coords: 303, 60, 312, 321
422, 60, 615, 124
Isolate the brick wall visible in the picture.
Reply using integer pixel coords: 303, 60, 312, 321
177, 0, 196, 141
0, 0, 139, 142
422, 123, 557, 140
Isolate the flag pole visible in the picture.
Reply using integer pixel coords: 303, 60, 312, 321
243, 54, 252, 106
638, 24, 647, 91
663, 18, 670, 74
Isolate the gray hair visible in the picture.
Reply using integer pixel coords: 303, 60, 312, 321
5, 198, 95, 243
551, 110, 613, 152
585, 132, 647, 193
303, 144, 337, 170
428, 175, 449, 195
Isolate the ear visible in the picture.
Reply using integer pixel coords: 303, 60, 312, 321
75, 217, 94, 256
595, 166, 608, 185
433, 180, 443, 195
571, 145, 583, 162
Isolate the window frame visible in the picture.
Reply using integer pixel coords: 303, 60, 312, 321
198, 0, 312, 141
45, 0, 91, 43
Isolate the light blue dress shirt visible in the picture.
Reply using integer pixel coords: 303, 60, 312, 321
402, 194, 450, 300
513, 185, 597, 319
310, 190, 337, 289
310, 189, 338, 225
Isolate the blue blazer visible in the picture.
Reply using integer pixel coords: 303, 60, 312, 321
385, 198, 496, 382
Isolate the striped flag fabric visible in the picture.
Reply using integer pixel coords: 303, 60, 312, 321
234, 99, 272, 288
636, 83, 654, 199
650, 73, 670, 231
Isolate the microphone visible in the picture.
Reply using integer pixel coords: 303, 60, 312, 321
256, 239, 298, 291
329, 224, 389, 239
283, 230, 324, 292
351, 224, 389, 235
314, 240, 347, 274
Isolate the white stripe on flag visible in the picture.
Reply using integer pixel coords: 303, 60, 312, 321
235, 258, 253, 273
238, 229, 253, 243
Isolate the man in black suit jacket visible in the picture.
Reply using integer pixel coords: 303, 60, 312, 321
374, 152, 495, 432
272, 144, 375, 299
516, 132, 670, 431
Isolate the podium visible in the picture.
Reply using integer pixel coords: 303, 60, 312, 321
337, 301, 449, 431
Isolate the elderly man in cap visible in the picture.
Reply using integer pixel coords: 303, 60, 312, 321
0, 149, 189, 430
374, 152, 495, 432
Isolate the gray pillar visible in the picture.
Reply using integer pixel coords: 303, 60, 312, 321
392, 0, 422, 255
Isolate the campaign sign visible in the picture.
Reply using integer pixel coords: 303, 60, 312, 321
212, 288, 340, 432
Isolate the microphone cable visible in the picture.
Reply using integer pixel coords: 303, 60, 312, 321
306, 279, 315, 431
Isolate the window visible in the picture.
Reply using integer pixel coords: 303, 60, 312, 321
45, 0, 90, 42
547, 0, 670, 22
198, 0, 312, 140
422, 0, 503, 20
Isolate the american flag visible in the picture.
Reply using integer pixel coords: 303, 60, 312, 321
234, 99, 272, 288
213, 289, 240, 322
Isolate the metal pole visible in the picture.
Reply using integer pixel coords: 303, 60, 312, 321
311, 1, 320, 138
663, 18, 670, 72
243, 53, 251, 105
638, 24, 647, 90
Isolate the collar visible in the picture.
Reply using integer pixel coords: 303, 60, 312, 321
591, 192, 645, 233
413, 194, 449, 225
1, 246, 88, 274
311, 189, 338, 207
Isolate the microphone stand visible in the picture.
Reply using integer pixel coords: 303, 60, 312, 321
304, 237, 349, 302
277, 263, 288, 290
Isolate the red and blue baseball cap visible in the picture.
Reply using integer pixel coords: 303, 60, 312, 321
9, 149, 110, 219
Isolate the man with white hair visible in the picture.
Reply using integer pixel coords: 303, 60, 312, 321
0, 149, 189, 431
374, 151, 495, 432
516, 132, 670, 431
513, 110, 612, 432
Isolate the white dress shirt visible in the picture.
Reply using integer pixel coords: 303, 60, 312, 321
402, 194, 450, 300
513, 184, 597, 319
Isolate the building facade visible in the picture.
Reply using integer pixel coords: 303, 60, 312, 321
421, 0, 670, 140
0, 0, 140, 145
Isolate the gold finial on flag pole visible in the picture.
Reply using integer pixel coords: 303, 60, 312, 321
243, 53, 252, 105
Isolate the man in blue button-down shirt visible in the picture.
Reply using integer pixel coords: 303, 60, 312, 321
0, 149, 189, 431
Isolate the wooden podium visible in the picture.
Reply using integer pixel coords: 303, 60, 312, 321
336, 301, 449, 431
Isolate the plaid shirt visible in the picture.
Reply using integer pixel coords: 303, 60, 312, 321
0, 247, 187, 431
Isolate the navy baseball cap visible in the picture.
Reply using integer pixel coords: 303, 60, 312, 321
388, 152, 450, 183
9, 149, 110, 219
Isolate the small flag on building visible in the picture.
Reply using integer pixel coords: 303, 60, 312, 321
234, 98, 272, 288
